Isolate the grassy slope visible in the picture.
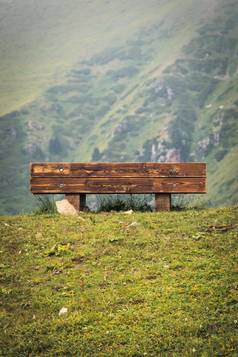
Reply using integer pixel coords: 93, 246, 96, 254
0, 207, 238, 355
0, 0, 181, 116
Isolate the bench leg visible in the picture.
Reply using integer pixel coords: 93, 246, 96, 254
155, 193, 171, 211
65, 194, 86, 212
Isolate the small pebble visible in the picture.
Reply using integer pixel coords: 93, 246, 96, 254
59, 307, 68, 316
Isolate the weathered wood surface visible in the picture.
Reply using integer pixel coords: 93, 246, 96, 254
65, 194, 86, 211
31, 177, 206, 194
155, 193, 171, 211
30, 162, 207, 212
31, 162, 206, 178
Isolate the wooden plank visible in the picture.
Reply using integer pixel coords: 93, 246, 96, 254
65, 194, 86, 212
31, 162, 206, 178
155, 193, 171, 211
30, 177, 206, 194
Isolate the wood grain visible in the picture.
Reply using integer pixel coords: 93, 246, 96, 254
30, 177, 206, 194
65, 194, 86, 211
155, 193, 171, 211
31, 162, 206, 178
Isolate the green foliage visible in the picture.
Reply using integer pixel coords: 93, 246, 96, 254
49, 132, 69, 157
107, 66, 139, 80
172, 194, 207, 210
97, 194, 152, 212
169, 109, 197, 160
34, 196, 57, 215
46, 243, 71, 256
92, 147, 102, 161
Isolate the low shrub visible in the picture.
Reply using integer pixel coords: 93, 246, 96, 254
34, 196, 57, 215
97, 194, 152, 212
172, 194, 207, 210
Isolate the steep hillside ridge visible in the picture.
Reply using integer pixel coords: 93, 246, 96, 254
0, 0, 213, 214
1, 0, 238, 214
81, 0, 238, 205
0, 0, 192, 116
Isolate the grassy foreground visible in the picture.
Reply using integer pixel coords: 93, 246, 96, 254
0, 207, 238, 356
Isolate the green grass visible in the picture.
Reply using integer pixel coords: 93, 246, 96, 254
0, 207, 238, 355
34, 196, 58, 215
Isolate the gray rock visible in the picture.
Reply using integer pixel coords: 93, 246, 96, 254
56, 199, 78, 216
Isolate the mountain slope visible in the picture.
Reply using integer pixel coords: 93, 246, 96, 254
0, 0, 238, 214
0, 0, 195, 117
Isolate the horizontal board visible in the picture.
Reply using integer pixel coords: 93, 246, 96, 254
31, 162, 206, 178
31, 177, 206, 194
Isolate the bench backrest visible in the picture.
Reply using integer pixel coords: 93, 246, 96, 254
30, 162, 206, 194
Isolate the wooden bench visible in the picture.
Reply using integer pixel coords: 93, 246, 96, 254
30, 162, 206, 211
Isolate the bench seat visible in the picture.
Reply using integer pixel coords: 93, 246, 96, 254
30, 162, 206, 211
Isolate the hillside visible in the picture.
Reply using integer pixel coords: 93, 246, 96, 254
0, 207, 237, 355
0, 0, 238, 214
0, 0, 165, 117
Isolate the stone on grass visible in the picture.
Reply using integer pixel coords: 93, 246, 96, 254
59, 307, 68, 316
127, 221, 140, 228
124, 209, 133, 215
56, 199, 78, 216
